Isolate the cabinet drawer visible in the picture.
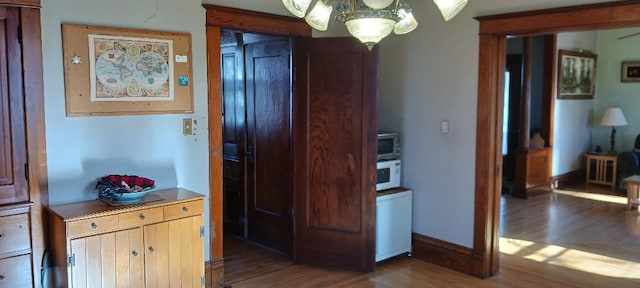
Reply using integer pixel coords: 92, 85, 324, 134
164, 200, 203, 220
0, 213, 30, 254
0, 254, 32, 287
68, 215, 118, 238
119, 207, 163, 229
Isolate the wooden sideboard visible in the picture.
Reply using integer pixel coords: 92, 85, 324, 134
47, 188, 205, 288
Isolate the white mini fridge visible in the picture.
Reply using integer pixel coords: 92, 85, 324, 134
376, 188, 412, 262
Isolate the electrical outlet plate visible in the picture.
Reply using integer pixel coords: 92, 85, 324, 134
440, 120, 449, 134
183, 118, 192, 135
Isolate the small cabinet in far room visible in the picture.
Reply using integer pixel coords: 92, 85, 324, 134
376, 188, 412, 262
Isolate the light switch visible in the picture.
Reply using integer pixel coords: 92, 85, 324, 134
183, 118, 193, 135
440, 120, 449, 134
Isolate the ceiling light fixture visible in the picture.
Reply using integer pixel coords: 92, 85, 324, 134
282, 0, 468, 50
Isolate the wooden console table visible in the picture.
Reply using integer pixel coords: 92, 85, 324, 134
584, 153, 617, 189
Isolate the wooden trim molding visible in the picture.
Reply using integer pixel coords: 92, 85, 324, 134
473, 0, 640, 278
204, 258, 224, 288
204, 4, 310, 37
21, 6, 47, 287
412, 233, 475, 275
552, 170, 583, 189
0, 0, 40, 8
206, 24, 224, 287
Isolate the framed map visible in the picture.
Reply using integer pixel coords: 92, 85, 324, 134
89, 35, 174, 101
62, 24, 193, 116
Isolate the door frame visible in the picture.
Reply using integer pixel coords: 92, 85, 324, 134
474, 0, 640, 277
204, 4, 310, 286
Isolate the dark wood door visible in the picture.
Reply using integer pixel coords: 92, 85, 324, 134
245, 38, 292, 254
292, 37, 377, 272
0, 7, 27, 205
221, 41, 247, 237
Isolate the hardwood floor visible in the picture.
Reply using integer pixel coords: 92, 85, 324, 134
221, 186, 640, 287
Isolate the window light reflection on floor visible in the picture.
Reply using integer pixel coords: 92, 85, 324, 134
553, 189, 627, 205
500, 237, 640, 279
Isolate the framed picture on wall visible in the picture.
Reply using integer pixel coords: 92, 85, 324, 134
557, 49, 597, 99
621, 61, 640, 82
62, 24, 194, 116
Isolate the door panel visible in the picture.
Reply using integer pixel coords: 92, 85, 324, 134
0, 8, 27, 205
221, 43, 245, 159
221, 42, 246, 236
293, 37, 377, 272
246, 38, 292, 254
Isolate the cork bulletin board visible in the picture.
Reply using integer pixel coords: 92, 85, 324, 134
62, 24, 194, 116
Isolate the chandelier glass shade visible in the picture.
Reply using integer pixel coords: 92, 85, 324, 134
433, 0, 468, 21
282, 0, 467, 49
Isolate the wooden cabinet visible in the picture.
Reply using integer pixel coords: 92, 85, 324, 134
48, 188, 205, 288
0, 2, 48, 286
376, 188, 412, 262
0, 206, 33, 286
513, 148, 553, 198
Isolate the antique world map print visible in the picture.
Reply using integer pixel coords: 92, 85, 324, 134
88, 34, 174, 101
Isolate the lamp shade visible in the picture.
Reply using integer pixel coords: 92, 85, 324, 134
363, 0, 394, 9
345, 17, 396, 51
433, 0, 468, 21
282, 0, 313, 18
394, 9, 418, 34
305, 0, 333, 31
600, 107, 628, 126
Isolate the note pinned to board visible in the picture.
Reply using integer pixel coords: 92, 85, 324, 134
175, 55, 188, 63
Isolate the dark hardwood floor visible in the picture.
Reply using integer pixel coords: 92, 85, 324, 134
221, 184, 640, 287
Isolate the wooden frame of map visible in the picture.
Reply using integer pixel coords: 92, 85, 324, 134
62, 24, 193, 116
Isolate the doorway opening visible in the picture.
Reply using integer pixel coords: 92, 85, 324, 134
220, 29, 295, 283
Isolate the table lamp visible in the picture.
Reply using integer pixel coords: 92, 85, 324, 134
600, 107, 628, 153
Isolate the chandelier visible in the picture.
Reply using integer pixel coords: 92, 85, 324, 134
282, 0, 468, 50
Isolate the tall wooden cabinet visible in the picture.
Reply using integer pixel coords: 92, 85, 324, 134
47, 188, 205, 288
0, 1, 47, 287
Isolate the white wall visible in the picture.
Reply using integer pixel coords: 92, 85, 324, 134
42, 0, 210, 257
552, 31, 598, 176
593, 27, 640, 152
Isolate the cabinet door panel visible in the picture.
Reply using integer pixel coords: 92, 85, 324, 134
147, 215, 203, 287
70, 238, 87, 287
71, 228, 142, 288
144, 221, 170, 288
115, 228, 143, 288
0, 7, 28, 205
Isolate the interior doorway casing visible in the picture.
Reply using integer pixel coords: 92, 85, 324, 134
474, 0, 640, 277
204, 5, 310, 286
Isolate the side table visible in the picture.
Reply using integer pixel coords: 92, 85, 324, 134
584, 153, 617, 189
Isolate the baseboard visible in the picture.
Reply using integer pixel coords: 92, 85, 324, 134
205, 257, 225, 288
412, 233, 476, 275
553, 170, 582, 188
